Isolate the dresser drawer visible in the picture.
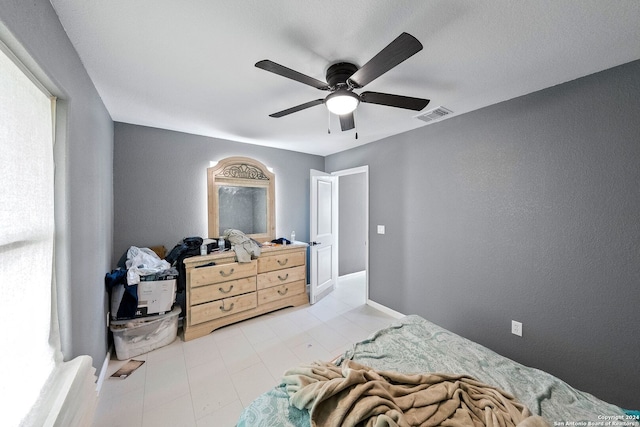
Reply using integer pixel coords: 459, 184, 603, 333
190, 260, 257, 288
190, 276, 256, 305
257, 265, 305, 290
190, 292, 257, 326
257, 280, 305, 305
257, 250, 305, 273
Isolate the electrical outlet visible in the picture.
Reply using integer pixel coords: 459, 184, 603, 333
511, 320, 522, 337
377, 225, 385, 234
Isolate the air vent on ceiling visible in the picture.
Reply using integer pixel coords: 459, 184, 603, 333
415, 106, 453, 123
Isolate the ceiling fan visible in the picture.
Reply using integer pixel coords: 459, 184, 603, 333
255, 32, 430, 135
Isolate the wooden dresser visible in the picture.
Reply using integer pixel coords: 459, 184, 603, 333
183, 244, 308, 341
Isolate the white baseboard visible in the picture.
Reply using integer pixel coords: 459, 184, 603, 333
95, 347, 111, 394
338, 270, 366, 281
366, 299, 405, 319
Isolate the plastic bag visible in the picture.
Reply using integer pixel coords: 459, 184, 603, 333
125, 246, 171, 285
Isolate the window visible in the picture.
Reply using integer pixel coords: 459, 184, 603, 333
0, 40, 57, 425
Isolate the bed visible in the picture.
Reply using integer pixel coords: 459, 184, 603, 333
236, 315, 638, 427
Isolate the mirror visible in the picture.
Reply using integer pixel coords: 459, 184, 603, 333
207, 157, 275, 242
218, 186, 267, 234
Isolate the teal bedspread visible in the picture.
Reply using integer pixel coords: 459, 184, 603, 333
237, 315, 631, 426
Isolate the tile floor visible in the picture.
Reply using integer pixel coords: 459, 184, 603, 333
92, 272, 398, 427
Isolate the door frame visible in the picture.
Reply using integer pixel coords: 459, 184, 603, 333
331, 165, 369, 302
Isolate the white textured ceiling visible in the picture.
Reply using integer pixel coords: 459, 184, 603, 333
50, 0, 640, 156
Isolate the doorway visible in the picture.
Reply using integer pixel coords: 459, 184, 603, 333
334, 166, 369, 305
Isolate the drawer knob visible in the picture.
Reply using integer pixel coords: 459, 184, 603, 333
277, 287, 289, 296
220, 268, 235, 277
219, 284, 234, 294
220, 302, 235, 312
278, 273, 289, 281
277, 258, 289, 266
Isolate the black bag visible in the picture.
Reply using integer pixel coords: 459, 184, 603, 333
166, 237, 203, 291
166, 236, 203, 265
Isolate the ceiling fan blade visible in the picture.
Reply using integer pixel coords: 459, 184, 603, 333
269, 99, 324, 118
256, 60, 329, 90
339, 113, 355, 131
360, 91, 430, 111
348, 33, 423, 88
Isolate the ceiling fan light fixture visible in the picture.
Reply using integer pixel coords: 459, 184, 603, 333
325, 90, 359, 115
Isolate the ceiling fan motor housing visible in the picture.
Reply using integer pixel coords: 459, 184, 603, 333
326, 62, 358, 89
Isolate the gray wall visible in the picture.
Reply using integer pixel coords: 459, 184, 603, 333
326, 60, 640, 408
339, 173, 367, 276
0, 2, 114, 369
113, 123, 324, 262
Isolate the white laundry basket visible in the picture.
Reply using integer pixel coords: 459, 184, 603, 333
110, 306, 181, 360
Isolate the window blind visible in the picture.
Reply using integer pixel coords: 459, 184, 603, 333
0, 40, 57, 426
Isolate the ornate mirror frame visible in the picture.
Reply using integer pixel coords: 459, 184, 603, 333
207, 156, 275, 242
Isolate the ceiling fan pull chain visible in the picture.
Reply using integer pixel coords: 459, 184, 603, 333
327, 109, 331, 134
355, 110, 358, 140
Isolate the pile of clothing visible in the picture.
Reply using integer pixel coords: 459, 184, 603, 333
105, 246, 178, 320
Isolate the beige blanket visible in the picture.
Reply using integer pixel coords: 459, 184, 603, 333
282, 360, 550, 427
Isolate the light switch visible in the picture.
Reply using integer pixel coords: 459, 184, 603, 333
377, 225, 385, 234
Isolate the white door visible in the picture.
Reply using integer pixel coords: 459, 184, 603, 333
309, 169, 338, 304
